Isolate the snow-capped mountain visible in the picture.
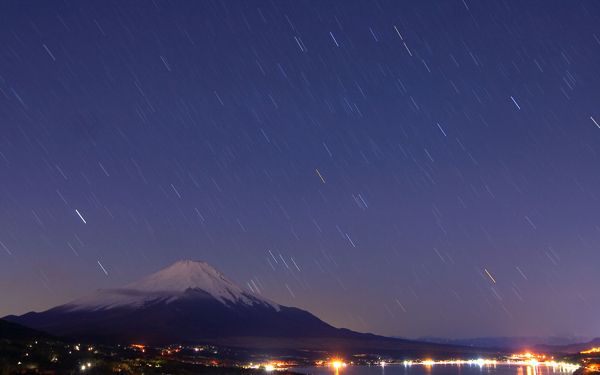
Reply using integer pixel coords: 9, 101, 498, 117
62, 260, 280, 312
2, 260, 353, 345
2, 260, 504, 356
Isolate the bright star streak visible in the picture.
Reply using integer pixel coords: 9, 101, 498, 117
76, 210, 86, 224
316, 169, 326, 183
97, 261, 108, 275
330, 32, 339, 46
437, 123, 447, 136
511, 96, 521, 109
485, 269, 496, 283
346, 234, 356, 247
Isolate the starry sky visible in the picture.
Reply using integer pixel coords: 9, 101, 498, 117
1, 0, 600, 340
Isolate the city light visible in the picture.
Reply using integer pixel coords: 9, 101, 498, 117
581, 347, 600, 354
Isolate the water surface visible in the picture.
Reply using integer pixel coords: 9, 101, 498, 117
293, 364, 574, 375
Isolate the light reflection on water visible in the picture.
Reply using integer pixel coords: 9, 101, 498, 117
293, 364, 574, 375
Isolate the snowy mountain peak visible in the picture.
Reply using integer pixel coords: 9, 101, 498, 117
127, 260, 236, 292
63, 260, 280, 312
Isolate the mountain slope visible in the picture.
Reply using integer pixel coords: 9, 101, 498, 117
60, 260, 280, 312
0, 319, 58, 342
3, 261, 359, 345
2, 260, 501, 356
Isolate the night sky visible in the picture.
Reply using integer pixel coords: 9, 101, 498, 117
1, 0, 600, 340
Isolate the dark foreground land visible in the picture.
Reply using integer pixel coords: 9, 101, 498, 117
0, 336, 299, 375
0, 319, 291, 374
2, 319, 597, 375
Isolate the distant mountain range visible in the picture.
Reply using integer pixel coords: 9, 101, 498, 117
410, 336, 599, 353
532, 338, 600, 354
3, 260, 500, 357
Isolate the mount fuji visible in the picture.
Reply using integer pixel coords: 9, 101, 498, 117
3, 260, 353, 345
3, 261, 497, 356
52, 260, 281, 313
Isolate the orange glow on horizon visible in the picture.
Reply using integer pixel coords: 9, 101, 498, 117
581, 347, 600, 354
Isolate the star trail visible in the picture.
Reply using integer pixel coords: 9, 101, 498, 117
1, 0, 600, 340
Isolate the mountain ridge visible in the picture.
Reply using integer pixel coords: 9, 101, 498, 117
3, 260, 360, 345
410, 335, 598, 351
2, 260, 505, 356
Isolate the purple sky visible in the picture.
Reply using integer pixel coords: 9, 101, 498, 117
1, 0, 600, 340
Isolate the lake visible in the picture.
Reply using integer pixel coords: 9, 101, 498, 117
293, 363, 577, 375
